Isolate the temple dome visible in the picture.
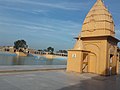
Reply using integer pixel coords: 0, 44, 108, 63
81, 0, 115, 37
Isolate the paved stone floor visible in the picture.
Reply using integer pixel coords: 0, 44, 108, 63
0, 70, 120, 90
0, 65, 66, 72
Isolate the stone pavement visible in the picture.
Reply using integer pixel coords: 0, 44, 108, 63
0, 70, 120, 90
0, 65, 66, 72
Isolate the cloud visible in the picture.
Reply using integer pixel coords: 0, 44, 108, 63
0, 0, 91, 49
0, 0, 90, 11
0, 16, 81, 36
0, 4, 47, 15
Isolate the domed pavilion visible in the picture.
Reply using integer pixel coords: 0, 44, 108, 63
67, 0, 119, 76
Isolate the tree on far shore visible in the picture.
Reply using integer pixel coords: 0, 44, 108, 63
14, 40, 28, 51
47, 47, 54, 53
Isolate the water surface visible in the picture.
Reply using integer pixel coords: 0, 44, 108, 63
0, 52, 67, 66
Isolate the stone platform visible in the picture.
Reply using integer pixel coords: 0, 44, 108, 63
0, 70, 120, 90
0, 65, 66, 73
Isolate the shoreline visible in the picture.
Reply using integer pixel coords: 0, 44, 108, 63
0, 51, 68, 59
0, 51, 16, 55
32, 54, 68, 59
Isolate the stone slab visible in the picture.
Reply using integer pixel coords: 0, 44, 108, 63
0, 70, 120, 90
0, 65, 66, 72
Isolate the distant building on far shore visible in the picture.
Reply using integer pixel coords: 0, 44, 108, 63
0, 46, 14, 53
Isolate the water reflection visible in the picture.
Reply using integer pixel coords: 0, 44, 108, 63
0, 52, 67, 65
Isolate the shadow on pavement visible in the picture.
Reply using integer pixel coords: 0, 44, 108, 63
58, 74, 120, 90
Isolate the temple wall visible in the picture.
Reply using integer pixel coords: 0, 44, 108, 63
83, 38, 107, 75
67, 50, 83, 73
106, 40, 118, 75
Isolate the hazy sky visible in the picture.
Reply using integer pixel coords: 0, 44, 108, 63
0, 0, 120, 50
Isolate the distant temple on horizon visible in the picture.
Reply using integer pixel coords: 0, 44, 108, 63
67, 0, 120, 76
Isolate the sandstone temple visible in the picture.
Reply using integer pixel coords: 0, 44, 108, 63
67, 0, 120, 76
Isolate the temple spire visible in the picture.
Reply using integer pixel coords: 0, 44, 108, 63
97, 0, 102, 2
81, 0, 115, 37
